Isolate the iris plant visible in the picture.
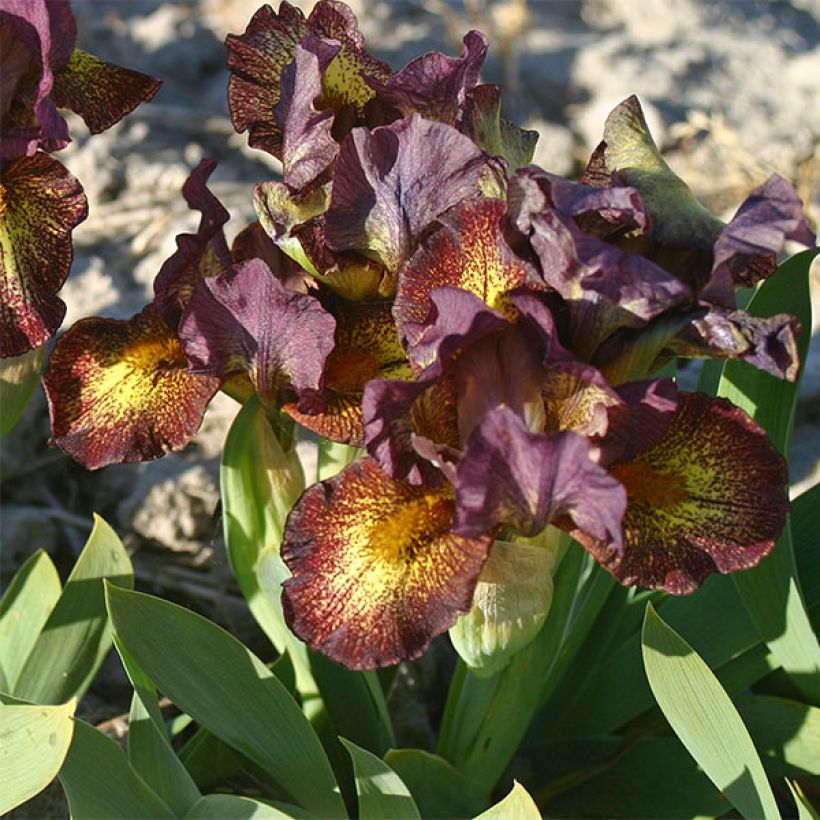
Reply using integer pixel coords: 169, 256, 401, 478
38, 1, 815, 673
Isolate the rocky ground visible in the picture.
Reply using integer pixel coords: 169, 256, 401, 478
2, 0, 819, 777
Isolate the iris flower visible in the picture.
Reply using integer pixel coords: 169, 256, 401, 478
0, 0, 160, 357
40, 0, 816, 672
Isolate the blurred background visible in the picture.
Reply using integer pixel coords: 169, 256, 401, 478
1, 0, 818, 747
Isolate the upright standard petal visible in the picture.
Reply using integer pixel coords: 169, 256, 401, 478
0, 152, 87, 356
376, 30, 487, 126
51, 48, 161, 134
43, 304, 219, 469
281, 457, 493, 669
153, 159, 231, 325
454, 405, 627, 542
179, 258, 336, 410
576, 392, 788, 594
325, 115, 491, 274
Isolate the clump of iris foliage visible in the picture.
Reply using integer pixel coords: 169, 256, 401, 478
1, 1, 818, 817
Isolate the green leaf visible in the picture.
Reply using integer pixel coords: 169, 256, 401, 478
383, 749, 487, 819
184, 794, 302, 818
0, 346, 44, 436
0, 550, 61, 690
642, 603, 779, 819
177, 726, 244, 792
309, 653, 395, 756
338, 739, 419, 820
221, 396, 314, 694
13, 514, 132, 704
0, 699, 75, 814
59, 718, 174, 818
787, 781, 819, 820
717, 248, 820, 701
475, 782, 540, 819
526, 735, 726, 819
736, 694, 820, 777
106, 585, 345, 818
128, 692, 201, 816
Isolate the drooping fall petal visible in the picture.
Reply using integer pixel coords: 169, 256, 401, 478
153, 159, 231, 325
231, 220, 312, 293
325, 115, 492, 274
454, 405, 627, 542
393, 198, 542, 354
281, 457, 493, 669
51, 48, 161, 134
0, 151, 87, 356
667, 307, 801, 382
576, 391, 788, 594
703, 174, 816, 299
284, 298, 411, 445
179, 258, 335, 410
43, 304, 219, 469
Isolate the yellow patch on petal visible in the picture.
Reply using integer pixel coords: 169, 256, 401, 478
43, 304, 219, 469
52, 49, 161, 134
282, 458, 493, 669
541, 369, 619, 436
317, 49, 377, 114
395, 199, 542, 338
286, 300, 411, 445
577, 392, 788, 594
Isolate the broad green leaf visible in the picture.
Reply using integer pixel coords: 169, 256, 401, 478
531, 735, 726, 819
221, 396, 314, 694
59, 719, 174, 818
642, 603, 779, 819
184, 794, 301, 819
339, 739, 419, 820
13, 514, 132, 703
0, 699, 75, 814
177, 726, 244, 792
475, 782, 540, 819
106, 585, 345, 818
0, 549, 61, 689
0, 346, 44, 436
310, 652, 395, 756
737, 694, 820, 777
128, 692, 201, 816
717, 248, 820, 701
787, 781, 819, 820
383, 749, 487, 819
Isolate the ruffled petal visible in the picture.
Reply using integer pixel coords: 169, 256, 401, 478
43, 304, 219, 469
0, 152, 87, 356
281, 457, 493, 669
179, 258, 335, 409
576, 391, 788, 594
325, 115, 491, 274
226, 0, 389, 158
231, 220, 313, 293
50, 48, 160, 134
153, 159, 231, 326
376, 30, 487, 126
454, 405, 627, 541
